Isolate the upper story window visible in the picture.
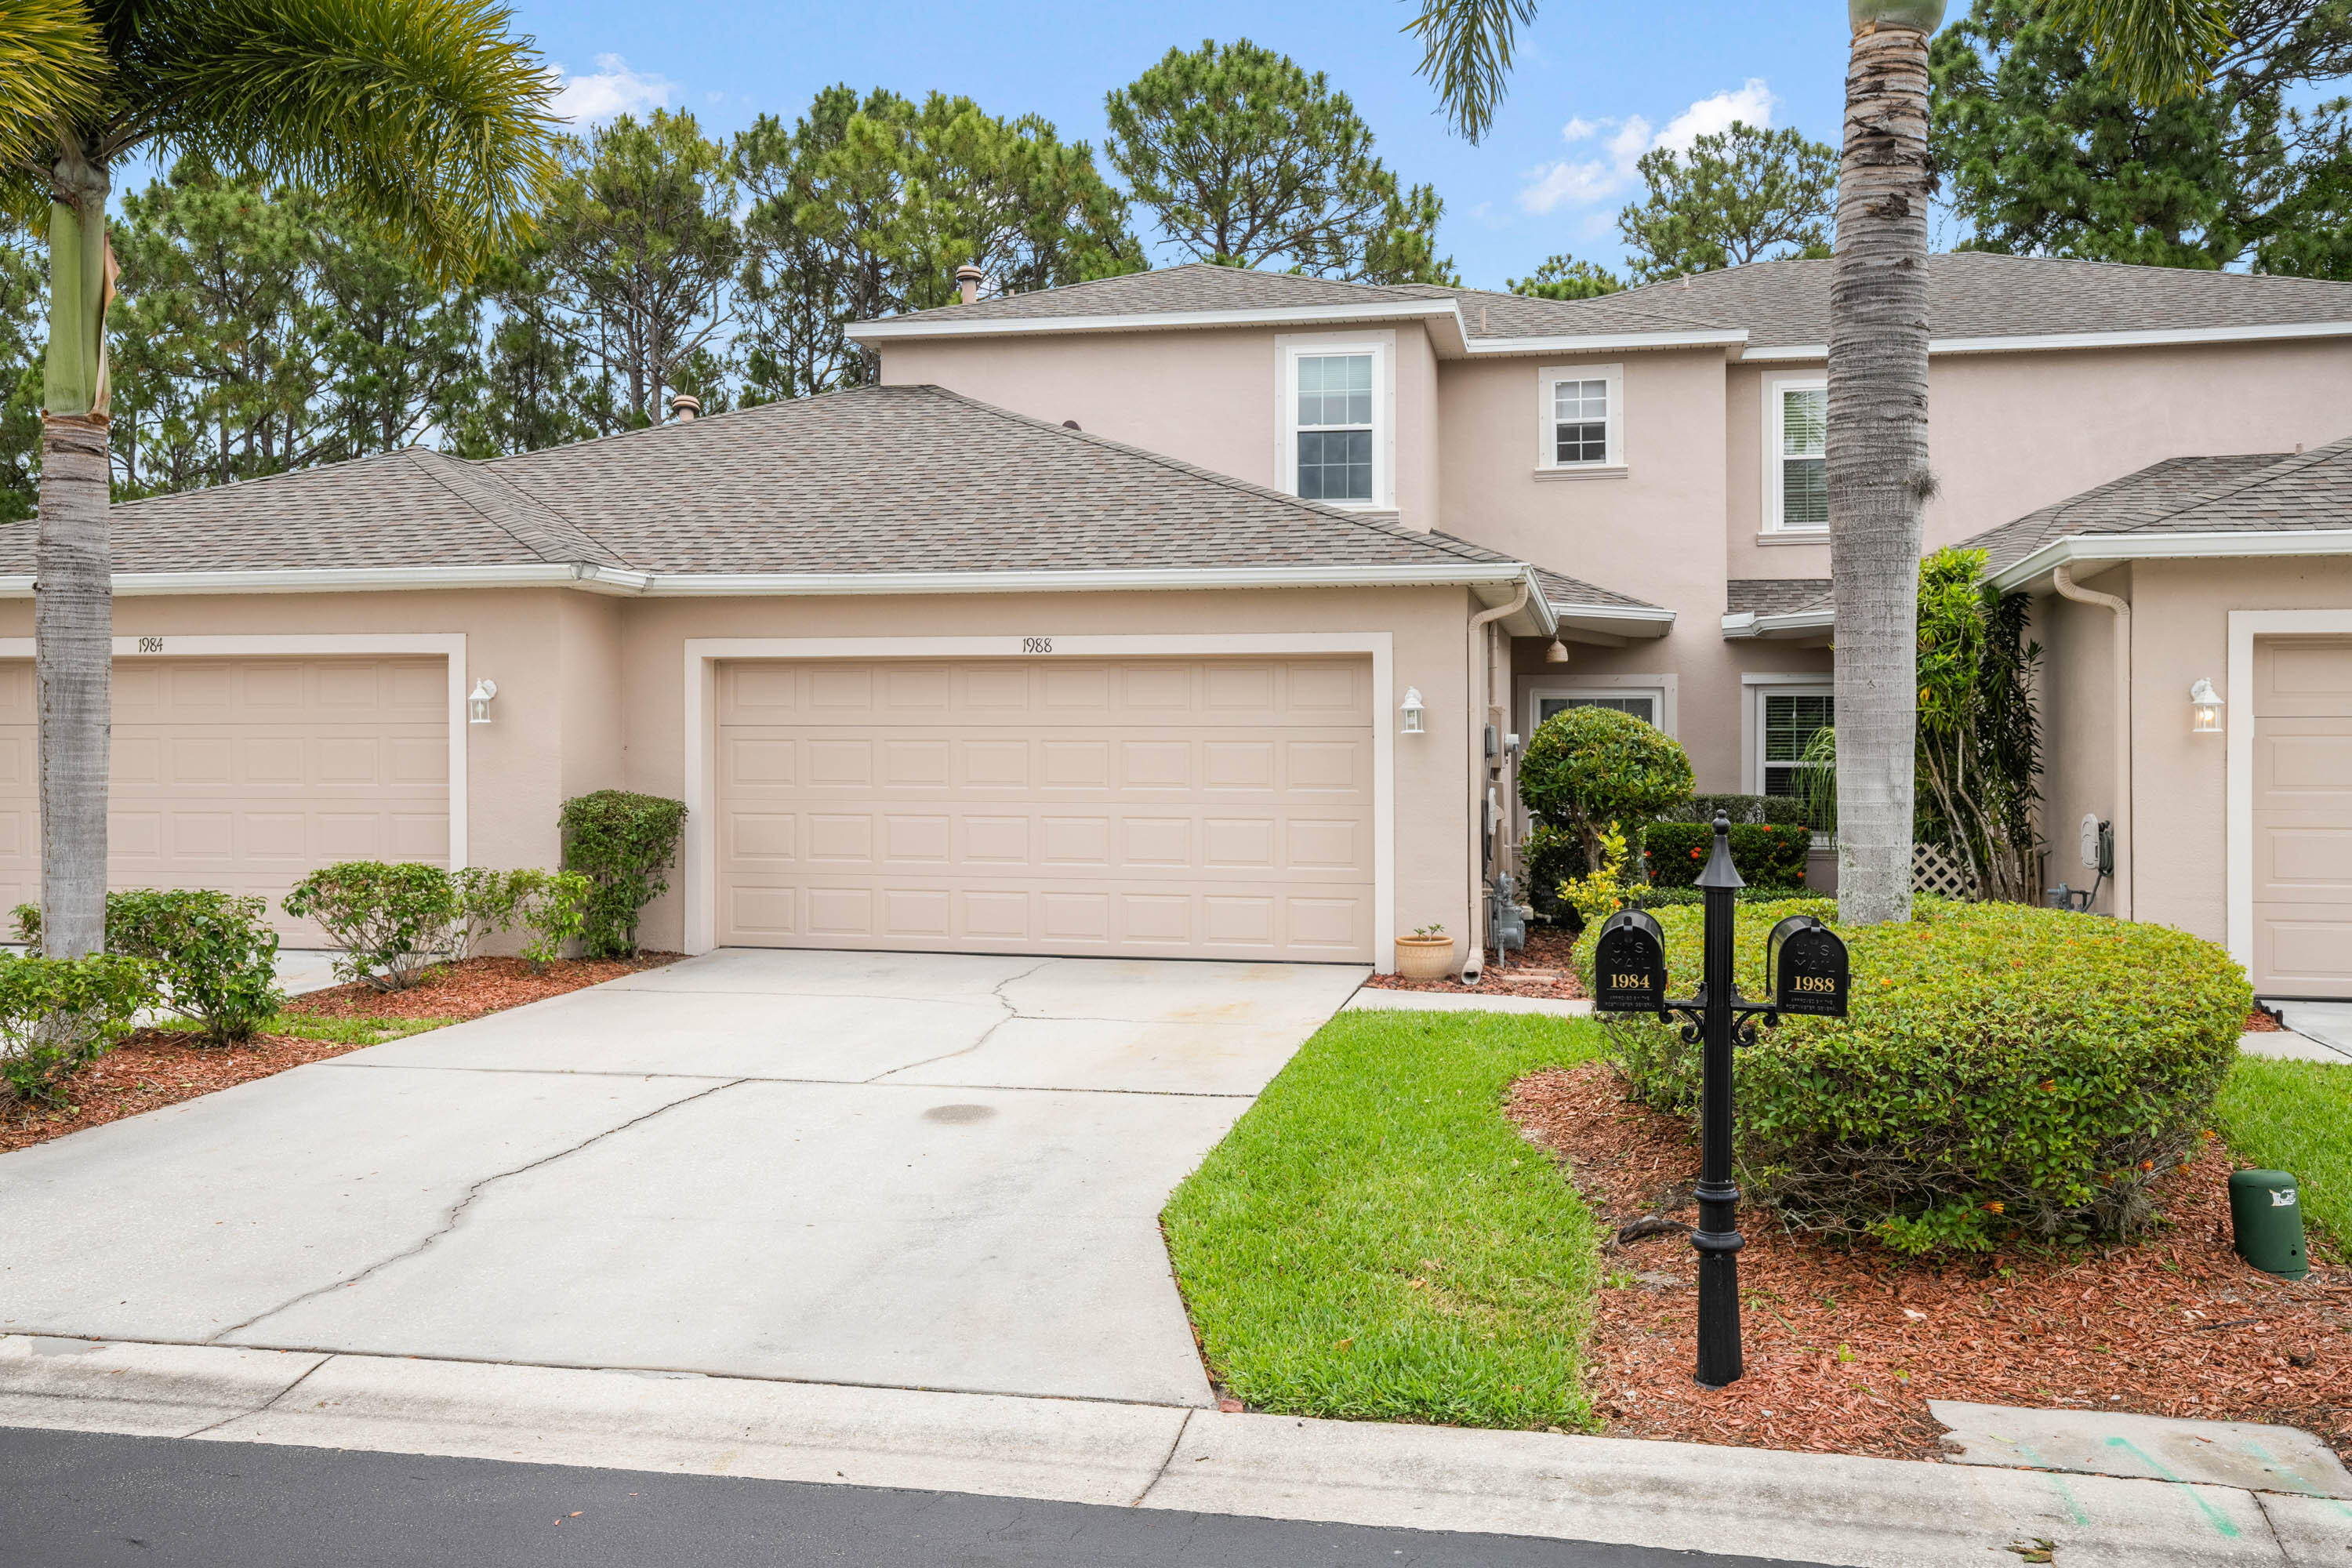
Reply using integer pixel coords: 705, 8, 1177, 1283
1279, 335, 1391, 509
1296, 353, 1374, 501
1767, 376, 1828, 530
1536, 363, 1624, 477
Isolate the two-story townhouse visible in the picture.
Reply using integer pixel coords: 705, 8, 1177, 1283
2, 254, 2343, 990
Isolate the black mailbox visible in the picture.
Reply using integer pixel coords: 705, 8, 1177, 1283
1766, 915, 1849, 1018
1592, 909, 1669, 1013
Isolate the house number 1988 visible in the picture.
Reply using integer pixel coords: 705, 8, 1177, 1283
1021, 637, 1054, 654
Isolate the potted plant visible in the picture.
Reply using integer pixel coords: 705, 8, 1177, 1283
1394, 923, 1456, 980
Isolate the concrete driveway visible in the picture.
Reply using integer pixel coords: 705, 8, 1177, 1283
0, 952, 1364, 1408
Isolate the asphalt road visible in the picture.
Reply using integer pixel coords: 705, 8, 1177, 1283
1, 1425, 1835, 1568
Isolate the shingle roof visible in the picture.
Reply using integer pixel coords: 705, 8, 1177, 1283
1962, 437, 2352, 573
866, 255, 2352, 349
1520, 560, 1661, 612
1728, 578, 1834, 616
0, 385, 1653, 612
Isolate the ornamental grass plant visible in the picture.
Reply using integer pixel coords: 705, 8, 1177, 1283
1577, 898, 2250, 1253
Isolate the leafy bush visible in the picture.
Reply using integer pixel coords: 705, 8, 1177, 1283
1576, 898, 2249, 1251
1627, 885, 1809, 910
1521, 820, 1586, 923
1518, 706, 1693, 869
560, 791, 688, 958
0, 953, 157, 1105
457, 867, 593, 971
1643, 822, 1812, 888
1657, 793, 1809, 828
14, 890, 282, 1047
281, 862, 463, 992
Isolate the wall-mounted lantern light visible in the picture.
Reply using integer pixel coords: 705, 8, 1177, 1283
1544, 637, 1570, 665
2189, 677, 2223, 735
468, 678, 499, 725
1399, 686, 1425, 735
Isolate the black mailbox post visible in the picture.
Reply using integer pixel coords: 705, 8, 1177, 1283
1592, 909, 1668, 1014
1584, 815, 1851, 1389
1766, 916, 1849, 1018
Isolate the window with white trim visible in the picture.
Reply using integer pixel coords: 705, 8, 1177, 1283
1759, 687, 1833, 797
1537, 362, 1623, 472
1537, 691, 1661, 728
1767, 378, 1828, 531
1293, 351, 1376, 503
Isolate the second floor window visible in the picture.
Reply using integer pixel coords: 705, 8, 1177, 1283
1772, 380, 1828, 530
1555, 379, 1608, 463
1537, 363, 1624, 474
1296, 353, 1374, 502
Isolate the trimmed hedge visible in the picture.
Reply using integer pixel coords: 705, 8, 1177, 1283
283, 862, 463, 992
1657, 793, 1809, 827
14, 890, 282, 1047
1575, 898, 2249, 1252
0, 953, 156, 1105
561, 791, 687, 958
1643, 822, 1811, 889
1628, 885, 1808, 910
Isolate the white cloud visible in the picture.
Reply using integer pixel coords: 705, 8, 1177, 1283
549, 54, 676, 124
1517, 79, 1777, 216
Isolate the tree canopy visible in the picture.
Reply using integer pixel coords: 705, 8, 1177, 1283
1104, 38, 1454, 282
1507, 251, 1622, 299
1932, 0, 2352, 274
1617, 121, 1838, 282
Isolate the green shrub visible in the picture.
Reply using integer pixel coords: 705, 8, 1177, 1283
1643, 822, 1812, 889
560, 791, 688, 958
457, 867, 593, 971
0, 953, 157, 1106
1518, 706, 1693, 871
1575, 898, 2249, 1251
14, 890, 282, 1047
1657, 793, 1809, 828
1627, 885, 1809, 910
281, 862, 463, 992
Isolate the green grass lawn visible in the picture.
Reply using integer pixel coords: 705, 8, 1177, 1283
1162, 1007, 1610, 1430
2213, 1055, 2351, 1252
261, 1012, 458, 1047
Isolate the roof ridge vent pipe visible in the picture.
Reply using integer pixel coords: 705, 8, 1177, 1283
956, 263, 985, 305
2053, 563, 2131, 920
668, 394, 700, 422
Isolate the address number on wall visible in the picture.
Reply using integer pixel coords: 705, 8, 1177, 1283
1020, 637, 1054, 654
134, 637, 165, 653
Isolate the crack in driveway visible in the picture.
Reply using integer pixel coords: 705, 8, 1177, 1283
207, 1078, 747, 1345
862, 958, 1058, 1083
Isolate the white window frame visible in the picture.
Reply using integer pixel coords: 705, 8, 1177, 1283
1276, 332, 1394, 511
1526, 677, 1675, 740
1751, 680, 1835, 798
1534, 362, 1625, 479
1762, 373, 1829, 534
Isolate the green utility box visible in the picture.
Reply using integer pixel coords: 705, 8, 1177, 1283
2228, 1169, 2309, 1280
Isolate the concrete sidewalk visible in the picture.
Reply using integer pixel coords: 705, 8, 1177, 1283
2, 1338, 2341, 1568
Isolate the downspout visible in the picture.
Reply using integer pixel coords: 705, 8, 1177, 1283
2052, 564, 2132, 919
1464, 578, 1531, 980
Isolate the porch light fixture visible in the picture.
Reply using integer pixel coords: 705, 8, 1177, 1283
2189, 677, 2223, 734
1399, 687, 1425, 734
468, 678, 498, 725
1544, 637, 1570, 665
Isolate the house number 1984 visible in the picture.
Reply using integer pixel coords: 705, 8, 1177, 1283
135, 637, 164, 653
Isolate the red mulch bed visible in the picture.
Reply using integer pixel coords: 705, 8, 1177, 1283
0, 1031, 380, 1155
283, 953, 682, 1022
2, 953, 684, 1156
1363, 926, 1588, 1000
2245, 1008, 2285, 1033
1509, 1063, 2352, 1463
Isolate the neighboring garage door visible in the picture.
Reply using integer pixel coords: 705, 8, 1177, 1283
2251, 635, 2352, 998
715, 656, 1376, 961
0, 656, 450, 935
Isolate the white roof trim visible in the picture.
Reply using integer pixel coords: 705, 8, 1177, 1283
1740, 318, 2352, 363
1473, 328, 1746, 356
1722, 604, 1835, 640
1990, 527, 2352, 592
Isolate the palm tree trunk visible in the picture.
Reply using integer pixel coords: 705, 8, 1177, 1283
37, 154, 115, 960
1829, 16, 1936, 927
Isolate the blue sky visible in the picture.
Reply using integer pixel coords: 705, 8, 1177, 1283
513, 0, 1868, 290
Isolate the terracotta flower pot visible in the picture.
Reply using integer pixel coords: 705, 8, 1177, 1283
1393, 934, 1457, 981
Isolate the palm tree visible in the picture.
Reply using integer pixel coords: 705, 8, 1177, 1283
1406, 0, 2227, 926
0, 0, 557, 957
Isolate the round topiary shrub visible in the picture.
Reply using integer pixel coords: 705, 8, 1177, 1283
1575, 898, 2252, 1253
1518, 706, 1693, 871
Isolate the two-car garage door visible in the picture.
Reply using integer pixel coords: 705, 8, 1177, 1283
0, 656, 449, 932
714, 656, 1377, 962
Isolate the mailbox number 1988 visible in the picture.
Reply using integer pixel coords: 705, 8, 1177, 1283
1790, 975, 1836, 993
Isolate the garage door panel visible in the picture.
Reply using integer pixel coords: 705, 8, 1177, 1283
2252, 636, 2352, 996
716, 657, 1375, 961
0, 657, 452, 940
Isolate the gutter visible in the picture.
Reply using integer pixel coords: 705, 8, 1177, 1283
1721, 605, 1835, 640
1987, 528, 2352, 593
1464, 579, 1531, 982
1741, 318, 2352, 364
2051, 564, 2133, 920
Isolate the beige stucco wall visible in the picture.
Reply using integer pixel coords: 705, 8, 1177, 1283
1727, 339, 2352, 572
880, 321, 1446, 532
2034, 583, 2123, 915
